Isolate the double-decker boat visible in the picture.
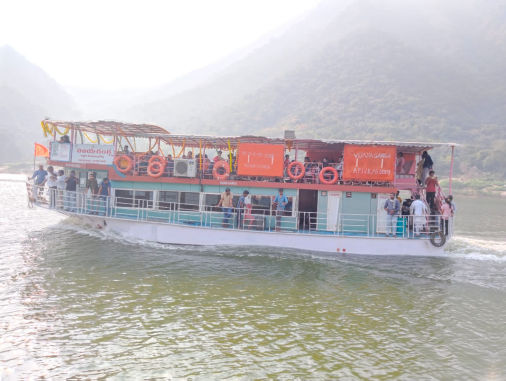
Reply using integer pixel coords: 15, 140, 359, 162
28, 120, 457, 256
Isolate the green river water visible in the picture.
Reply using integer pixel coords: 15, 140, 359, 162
1, 174, 505, 379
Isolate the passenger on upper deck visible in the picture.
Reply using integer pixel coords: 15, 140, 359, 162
213, 150, 224, 163
59, 135, 70, 144
187, 151, 193, 159
166, 154, 174, 177
121, 145, 131, 155
422, 151, 434, 182
396, 152, 405, 174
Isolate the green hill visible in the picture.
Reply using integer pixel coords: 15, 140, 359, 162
127, 0, 506, 179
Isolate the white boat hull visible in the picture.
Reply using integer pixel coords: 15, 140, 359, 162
73, 214, 446, 257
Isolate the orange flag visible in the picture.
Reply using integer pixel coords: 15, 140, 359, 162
34, 143, 49, 157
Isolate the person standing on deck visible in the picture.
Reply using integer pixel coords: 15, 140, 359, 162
86, 172, 99, 214
217, 188, 234, 227
410, 194, 428, 236
384, 192, 400, 237
273, 189, 288, 232
64, 170, 78, 212
425, 170, 439, 211
421, 151, 433, 182
98, 178, 111, 216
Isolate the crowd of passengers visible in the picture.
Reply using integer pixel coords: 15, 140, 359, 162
29, 165, 111, 213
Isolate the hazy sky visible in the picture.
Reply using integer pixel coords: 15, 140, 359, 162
0, 0, 321, 90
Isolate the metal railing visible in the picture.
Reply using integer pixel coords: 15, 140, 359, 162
27, 183, 453, 240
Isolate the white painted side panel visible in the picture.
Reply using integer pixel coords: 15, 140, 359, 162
76, 215, 446, 257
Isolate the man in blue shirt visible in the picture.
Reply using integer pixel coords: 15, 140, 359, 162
31, 165, 48, 185
273, 188, 288, 231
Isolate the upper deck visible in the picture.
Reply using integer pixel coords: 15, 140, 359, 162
41, 119, 456, 194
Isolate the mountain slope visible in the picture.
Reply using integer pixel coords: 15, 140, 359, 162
0, 45, 78, 161
125, 0, 506, 178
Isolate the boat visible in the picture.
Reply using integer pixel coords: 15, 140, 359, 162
28, 119, 457, 256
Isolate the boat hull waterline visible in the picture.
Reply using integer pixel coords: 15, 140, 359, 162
66, 213, 445, 257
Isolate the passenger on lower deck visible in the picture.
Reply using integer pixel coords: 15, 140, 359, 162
410, 194, 428, 236
217, 187, 233, 227
273, 188, 288, 232
384, 192, 400, 237
425, 170, 439, 211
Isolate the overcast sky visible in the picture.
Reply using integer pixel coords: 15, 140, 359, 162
0, 0, 321, 89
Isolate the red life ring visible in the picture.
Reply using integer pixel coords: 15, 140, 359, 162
147, 160, 165, 178
114, 155, 133, 174
213, 160, 230, 180
287, 161, 305, 181
319, 166, 339, 184
148, 155, 166, 167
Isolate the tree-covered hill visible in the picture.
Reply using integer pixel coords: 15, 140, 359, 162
126, 0, 506, 178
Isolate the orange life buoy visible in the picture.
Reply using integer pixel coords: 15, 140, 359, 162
114, 155, 133, 174
213, 160, 230, 180
319, 166, 339, 184
148, 155, 166, 167
147, 160, 165, 178
287, 161, 305, 181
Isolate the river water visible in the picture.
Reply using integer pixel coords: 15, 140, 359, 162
1, 174, 505, 379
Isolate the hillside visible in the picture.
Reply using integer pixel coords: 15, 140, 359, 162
125, 0, 506, 178
0, 45, 77, 162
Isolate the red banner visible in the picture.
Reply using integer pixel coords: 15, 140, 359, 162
34, 143, 49, 157
237, 143, 284, 177
343, 145, 396, 181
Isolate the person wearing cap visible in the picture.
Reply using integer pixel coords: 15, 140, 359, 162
217, 187, 234, 227
213, 150, 224, 163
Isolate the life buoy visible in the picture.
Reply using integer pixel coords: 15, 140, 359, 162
429, 231, 446, 247
213, 160, 230, 180
147, 160, 165, 177
114, 155, 133, 174
148, 155, 166, 167
287, 161, 305, 181
319, 166, 339, 184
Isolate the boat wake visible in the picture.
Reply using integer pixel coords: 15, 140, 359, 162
444, 236, 506, 262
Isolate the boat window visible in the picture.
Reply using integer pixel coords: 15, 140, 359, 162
159, 191, 179, 210
203, 194, 221, 212
134, 190, 153, 208
250, 195, 272, 215
115, 189, 134, 207
180, 192, 200, 211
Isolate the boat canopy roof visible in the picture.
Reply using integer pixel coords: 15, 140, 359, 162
44, 119, 457, 152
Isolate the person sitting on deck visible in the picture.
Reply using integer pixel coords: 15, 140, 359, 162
59, 135, 70, 143
217, 187, 234, 228
410, 194, 428, 236
384, 192, 400, 237
425, 170, 439, 212
213, 150, 224, 163
273, 189, 288, 232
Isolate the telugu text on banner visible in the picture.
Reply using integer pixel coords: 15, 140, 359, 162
237, 143, 284, 177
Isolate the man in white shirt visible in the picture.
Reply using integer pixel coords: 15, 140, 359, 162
410, 194, 428, 236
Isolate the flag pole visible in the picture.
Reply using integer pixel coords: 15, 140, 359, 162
33, 142, 36, 171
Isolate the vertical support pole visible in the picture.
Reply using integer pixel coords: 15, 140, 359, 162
449, 145, 455, 195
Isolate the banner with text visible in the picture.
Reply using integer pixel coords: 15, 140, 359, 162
237, 143, 284, 177
72, 144, 115, 165
343, 145, 396, 181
